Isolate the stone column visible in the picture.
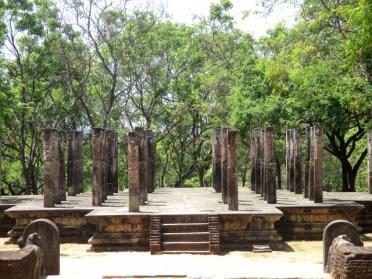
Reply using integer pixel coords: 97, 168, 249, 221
57, 130, 66, 202
145, 130, 155, 193
128, 131, 140, 212
250, 132, 256, 192
253, 128, 263, 195
92, 128, 105, 206
212, 128, 222, 193
221, 128, 229, 204
286, 129, 291, 191
294, 128, 302, 194
290, 129, 295, 192
43, 128, 59, 207
368, 131, 372, 194
259, 129, 265, 199
264, 127, 276, 204
67, 131, 84, 196
135, 127, 147, 204
106, 130, 118, 196
227, 130, 238, 210
309, 127, 315, 201
304, 127, 310, 198
313, 125, 323, 203
75, 131, 84, 194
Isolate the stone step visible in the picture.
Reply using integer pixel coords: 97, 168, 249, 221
162, 250, 210, 255
162, 232, 209, 242
162, 241, 209, 252
161, 214, 208, 224
162, 223, 209, 233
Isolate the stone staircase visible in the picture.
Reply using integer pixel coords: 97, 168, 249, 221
150, 214, 220, 254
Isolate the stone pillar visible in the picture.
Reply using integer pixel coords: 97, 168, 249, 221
128, 131, 140, 212
57, 130, 66, 202
145, 130, 155, 193
43, 128, 59, 207
253, 128, 263, 195
212, 128, 222, 193
290, 129, 295, 192
294, 128, 302, 194
106, 130, 118, 196
135, 127, 147, 204
75, 131, 84, 194
368, 132, 372, 194
250, 133, 256, 192
221, 128, 228, 204
264, 127, 276, 204
304, 127, 310, 198
227, 130, 238, 210
286, 129, 291, 191
308, 127, 315, 201
313, 125, 323, 203
92, 128, 106, 206
259, 129, 265, 198
67, 131, 84, 196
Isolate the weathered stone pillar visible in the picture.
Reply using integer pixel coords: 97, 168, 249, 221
67, 131, 84, 196
43, 128, 59, 207
286, 129, 291, 191
57, 130, 66, 202
75, 131, 84, 194
145, 130, 155, 193
106, 130, 118, 196
92, 128, 106, 206
304, 127, 310, 198
309, 127, 315, 201
253, 128, 263, 195
264, 127, 276, 204
368, 131, 372, 194
128, 131, 140, 212
313, 125, 323, 203
294, 128, 302, 194
289, 129, 295, 192
221, 128, 228, 204
250, 133, 256, 192
212, 128, 222, 193
227, 130, 238, 210
135, 127, 147, 204
259, 129, 265, 199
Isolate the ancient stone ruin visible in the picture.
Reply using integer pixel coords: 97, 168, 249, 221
127, 127, 156, 212
324, 220, 372, 279
250, 127, 277, 204
0, 219, 60, 279
212, 127, 238, 210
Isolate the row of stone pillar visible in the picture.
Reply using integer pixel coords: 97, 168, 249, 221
127, 128, 156, 212
286, 125, 323, 202
92, 128, 119, 206
212, 128, 238, 210
43, 129, 84, 207
250, 127, 277, 204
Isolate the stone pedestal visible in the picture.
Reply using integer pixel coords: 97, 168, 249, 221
43, 128, 59, 207
128, 132, 140, 212
212, 128, 222, 193
227, 130, 238, 210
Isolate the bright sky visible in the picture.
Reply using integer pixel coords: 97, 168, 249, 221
133, 0, 300, 38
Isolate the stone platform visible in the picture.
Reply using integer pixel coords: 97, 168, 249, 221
0, 188, 371, 252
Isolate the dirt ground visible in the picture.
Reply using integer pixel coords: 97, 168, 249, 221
1, 236, 371, 279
